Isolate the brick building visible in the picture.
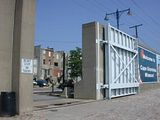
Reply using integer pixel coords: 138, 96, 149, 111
34, 45, 64, 81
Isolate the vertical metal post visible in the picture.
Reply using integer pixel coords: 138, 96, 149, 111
63, 52, 65, 83
52, 83, 54, 92
106, 24, 112, 99
135, 27, 138, 38
96, 22, 100, 99
116, 9, 119, 29
103, 27, 106, 98
136, 39, 140, 94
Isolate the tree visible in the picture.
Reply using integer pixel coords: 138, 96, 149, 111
68, 47, 82, 81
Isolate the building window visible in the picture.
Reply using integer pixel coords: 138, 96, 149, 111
43, 59, 46, 64
43, 50, 46, 54
47, 69, 50, 76
49, 59, 51, 65
56, 54, 59, 59
54, 62, 58, 66
48, 51, 51, 57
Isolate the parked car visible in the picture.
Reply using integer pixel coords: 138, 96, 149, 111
36, 79, 48, 87
33, 80, 37, 86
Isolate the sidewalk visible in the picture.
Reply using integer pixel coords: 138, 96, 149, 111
34, 96, 95, 111
0, 95, 95, 120
1, 89, 160, 120
33, 90, 95, 111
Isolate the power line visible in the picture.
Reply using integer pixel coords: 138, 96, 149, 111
86, 0, 106, 13
112, 0, 124, 9
138, 36, 159, 52
132, 12, 160, 41
111, 0, 159, 31
94, 0, 112, 12
105, 0, 160, 52
111, 0, 160, 48
71, 0, 101, 15
116, 0, 129, 8
131, 0, 160, 26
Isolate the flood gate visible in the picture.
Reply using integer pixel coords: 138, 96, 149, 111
101, 24, 139, 99
74, 22, 140, 100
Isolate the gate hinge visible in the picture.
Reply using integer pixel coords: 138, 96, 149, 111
101, 84, 109, 89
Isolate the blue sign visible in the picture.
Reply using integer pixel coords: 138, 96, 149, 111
138, 47, 157, 82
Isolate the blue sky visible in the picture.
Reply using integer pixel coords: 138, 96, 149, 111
35, 0, 160, 52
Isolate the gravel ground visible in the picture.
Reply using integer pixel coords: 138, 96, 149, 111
1, 89, 160, 120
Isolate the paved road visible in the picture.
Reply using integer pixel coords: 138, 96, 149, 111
1, 89, 160, 120
33, 92, 61, 102
33, 86, 66, 108
33, 86, 62, 93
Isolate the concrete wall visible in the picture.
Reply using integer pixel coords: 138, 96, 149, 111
74, 22, 105, 100
0, 0, 35, 114
140, 83, 160, 93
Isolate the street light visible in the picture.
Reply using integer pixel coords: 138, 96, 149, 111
104, 8, 132, 29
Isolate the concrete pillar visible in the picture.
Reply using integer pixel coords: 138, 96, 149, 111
0, 0, 15, 92
74, 22, 105, 100
0, 0, 35, 114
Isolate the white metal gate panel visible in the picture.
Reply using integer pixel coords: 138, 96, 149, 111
103, 24, 139, 99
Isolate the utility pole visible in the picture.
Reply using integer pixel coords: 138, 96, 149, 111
129, 24, 143, 38
104, 8, 131, 29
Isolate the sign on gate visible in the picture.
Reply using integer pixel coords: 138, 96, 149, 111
138, 47, 157, 82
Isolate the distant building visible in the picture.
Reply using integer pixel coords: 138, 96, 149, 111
52, 51, 64, 81
34, 45, 64, 81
